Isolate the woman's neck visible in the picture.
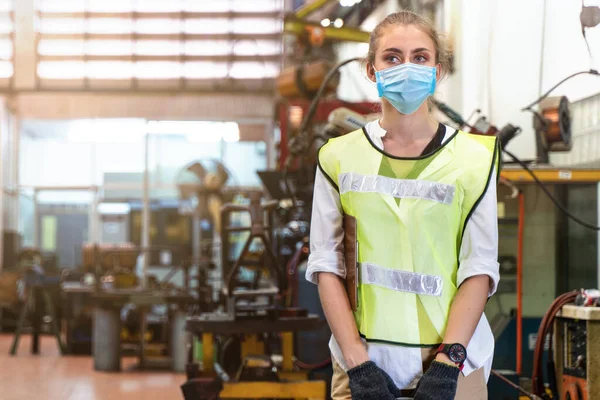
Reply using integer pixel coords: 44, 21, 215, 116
379, 100, 438, 144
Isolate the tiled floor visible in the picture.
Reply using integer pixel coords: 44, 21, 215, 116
0, 334, 186, 400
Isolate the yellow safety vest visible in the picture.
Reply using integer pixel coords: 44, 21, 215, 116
318, 127, 499, 346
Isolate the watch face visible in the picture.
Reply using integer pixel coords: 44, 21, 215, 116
448, 344, 467, 363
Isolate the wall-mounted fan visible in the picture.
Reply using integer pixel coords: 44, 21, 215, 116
176, 159, 230, 232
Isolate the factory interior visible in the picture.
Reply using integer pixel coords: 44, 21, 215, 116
0, 0, 600, 399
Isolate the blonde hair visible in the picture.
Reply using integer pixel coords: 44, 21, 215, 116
367, 11, 452, 79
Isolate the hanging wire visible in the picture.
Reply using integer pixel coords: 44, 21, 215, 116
581, 0, 596, 67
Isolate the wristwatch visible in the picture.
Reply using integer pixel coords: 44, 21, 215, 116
436, 343, 467, 370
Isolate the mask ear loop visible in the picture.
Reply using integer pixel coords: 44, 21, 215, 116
359, 62, 378, 85
367, 64, 378, 84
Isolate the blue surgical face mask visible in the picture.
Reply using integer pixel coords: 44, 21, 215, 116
374, 63, 437, 114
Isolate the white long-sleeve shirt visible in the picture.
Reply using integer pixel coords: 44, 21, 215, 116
305, 120, 500, 390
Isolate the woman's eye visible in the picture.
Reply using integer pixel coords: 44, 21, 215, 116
386, 55, 400, 63
414, 55, 427, 63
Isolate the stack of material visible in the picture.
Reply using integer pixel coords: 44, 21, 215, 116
0, 271, 19, 305
81, 243, 139, 273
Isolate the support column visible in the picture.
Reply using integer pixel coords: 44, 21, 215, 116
0, 100, 5, 270
597, 182, 600, 289
10, 109, 20, 233
88, 186, 100, 244
14, 0, 36, 91
141, 132, 150, 287
32, 189, 38, 248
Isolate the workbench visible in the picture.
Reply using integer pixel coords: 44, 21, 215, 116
91, 288, 196, 372
185, 313, 327, 399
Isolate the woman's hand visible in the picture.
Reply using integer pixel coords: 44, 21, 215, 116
413, 275, 490, 399
413, 361, 460, 400
347, 361, 401, 400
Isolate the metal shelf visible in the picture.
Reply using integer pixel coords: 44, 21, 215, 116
501, 166, 600, 183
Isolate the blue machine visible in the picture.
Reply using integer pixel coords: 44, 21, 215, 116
489, 317, 548, 400
493, 317, 546, 377
488, 372, 520, 400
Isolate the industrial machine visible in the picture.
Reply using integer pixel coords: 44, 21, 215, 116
177, 158, 234, 308
554, 304, 600, 400
532, 96, 572, 163
181, 194, 326, 400
177, 159, 231, 261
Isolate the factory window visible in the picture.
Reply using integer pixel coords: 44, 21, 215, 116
0, 0, 12, 81
20, 119, 266, 189
35, 0, 283, 88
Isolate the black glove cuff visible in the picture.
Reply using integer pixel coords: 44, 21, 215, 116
347, 361, 378, 380
426, 361, 461, 380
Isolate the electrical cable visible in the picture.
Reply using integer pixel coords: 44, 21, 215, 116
298, 57, 363, 134
282, 57, 363, 203
582, 29, 594, 65
490, 370, 541, 399
503, 149, 600, 231
581, 0, 598, 67
521, 69, 599, 112
284, 242, 332, 371
294, 357, 332, 370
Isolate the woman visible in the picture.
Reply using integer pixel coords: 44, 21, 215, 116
306, 11, 499, 400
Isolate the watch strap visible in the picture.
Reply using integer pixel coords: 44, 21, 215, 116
436, 343, 466, 370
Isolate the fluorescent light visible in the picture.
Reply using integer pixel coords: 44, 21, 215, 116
66, 120, 240, 143
67, 119, 146, 143
147, 121, 240, 143
147, 121, 208, 135
98, 202, 131, 215
334, 18, 344, 28
321, 18, 330, 27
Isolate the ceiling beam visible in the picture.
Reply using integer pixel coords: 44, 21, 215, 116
40, 33, 282, 41
38, 11, 281, 19
38, 54, 281, 63
14, 92, 275, 120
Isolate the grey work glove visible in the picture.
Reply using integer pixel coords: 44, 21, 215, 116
413, 361, 460, 400
347, 361, 401, 400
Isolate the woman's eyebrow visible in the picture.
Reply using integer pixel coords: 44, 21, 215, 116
411, 47, 431, 53
382, 47, 403, 53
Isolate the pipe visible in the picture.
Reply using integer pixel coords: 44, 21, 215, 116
490, 370, 542, 399
516, 191, 524, 375
531, 291, 578, 395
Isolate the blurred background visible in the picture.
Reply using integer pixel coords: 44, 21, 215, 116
0, 1, 598, 399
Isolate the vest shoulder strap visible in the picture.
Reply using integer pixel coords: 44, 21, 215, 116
455, 131, 500, 252
317, 129, 364, 191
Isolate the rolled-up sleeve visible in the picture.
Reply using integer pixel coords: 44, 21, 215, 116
305, 168, 346, 284
457, 170, 500, 296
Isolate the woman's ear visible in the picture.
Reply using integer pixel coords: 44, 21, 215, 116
436, 63, 442, 81
366, 62, 376, 83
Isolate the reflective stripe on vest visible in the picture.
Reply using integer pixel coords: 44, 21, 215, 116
339, 171, 455, 205
318, 127, 499, 346
360, 262, 443, 297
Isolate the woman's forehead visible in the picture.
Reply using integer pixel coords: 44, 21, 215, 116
378, 25, 435, 52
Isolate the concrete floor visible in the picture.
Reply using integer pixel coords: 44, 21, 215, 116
0, 334, 186, 400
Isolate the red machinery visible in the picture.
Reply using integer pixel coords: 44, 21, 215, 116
277, 99, 380, 170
